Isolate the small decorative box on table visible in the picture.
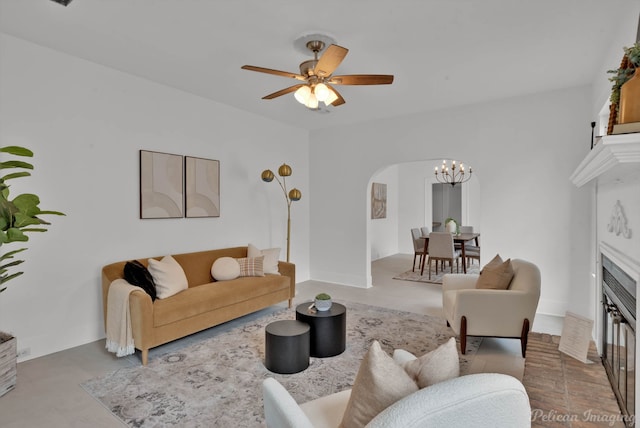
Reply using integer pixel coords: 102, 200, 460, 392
296, 302, 346, 358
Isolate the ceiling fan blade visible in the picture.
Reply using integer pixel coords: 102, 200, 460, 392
241, 65, 306, 81
314, 44, 349, 78
327, 85, 346, 107
262, 84, 306, 100
328, 74, 394, 85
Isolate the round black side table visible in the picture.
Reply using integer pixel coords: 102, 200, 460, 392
264, 320, 310, 374
296, 302, 346, 358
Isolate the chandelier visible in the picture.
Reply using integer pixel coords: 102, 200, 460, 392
434, 160, 472, 187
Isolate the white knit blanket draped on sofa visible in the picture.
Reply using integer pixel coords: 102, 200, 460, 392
106, 279, 143, 357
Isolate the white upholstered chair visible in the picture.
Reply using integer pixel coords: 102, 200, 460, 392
263, 372, 531, 428
411, 228, 427, 272
422, 232, 461, 278
420, 226, 430, 236
442, 259, 541, 357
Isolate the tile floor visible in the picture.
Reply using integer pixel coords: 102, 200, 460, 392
0, 254, 564, 427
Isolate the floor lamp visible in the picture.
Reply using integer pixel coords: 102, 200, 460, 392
261, 164, 301, 262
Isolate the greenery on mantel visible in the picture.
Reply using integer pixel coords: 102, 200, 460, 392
0, 146, 65, 295
608, 42, 640, 108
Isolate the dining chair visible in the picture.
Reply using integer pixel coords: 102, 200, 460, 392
420, 226, 430, 237
422, 232, 461, 278
411, 228, 427, 272
459, 225, 480, 265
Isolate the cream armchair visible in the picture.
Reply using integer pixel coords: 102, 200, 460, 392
263, 373, 531, 428
442, 259, 541, 357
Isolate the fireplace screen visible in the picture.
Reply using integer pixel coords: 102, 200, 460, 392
602, 254, 636, 425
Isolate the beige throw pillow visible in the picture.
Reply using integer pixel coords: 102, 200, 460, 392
147, 255, 188, 299
476, 254, 514, 289
236, 256, 265, 277
339, 340, 418, 428
248, 243, 280, 275
401, 337, 460, 388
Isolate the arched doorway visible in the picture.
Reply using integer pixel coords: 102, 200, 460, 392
367, 159, 480, 284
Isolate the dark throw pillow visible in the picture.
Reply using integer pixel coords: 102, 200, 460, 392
124, 260, 157, 301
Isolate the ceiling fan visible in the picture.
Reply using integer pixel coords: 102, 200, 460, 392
241, 39, 394, 109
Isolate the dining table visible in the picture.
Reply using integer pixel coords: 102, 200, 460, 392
420, 232, 480, 275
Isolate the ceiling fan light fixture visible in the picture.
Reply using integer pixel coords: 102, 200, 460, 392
305, 92, 318, 109
323, 87, 339, 106
314, 83, 330, 102
294, 85, 311, 104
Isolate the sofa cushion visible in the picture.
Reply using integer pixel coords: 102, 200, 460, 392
248, 243, 281, 275
400, 337, 460, 388
147, 255, 189, 299
476, 254, 514, 290
211, 256, 241, 281
236, 256, 265, 277
339, 340, 418, 428
153, 274, 289, 327
123, 260, 157, 301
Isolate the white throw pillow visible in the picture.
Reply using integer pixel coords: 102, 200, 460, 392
400, 337, 460, 388
248, 243, 281, 275
339, 340, 418, 428
147, 255, 188, 299
211, 257, 241, 281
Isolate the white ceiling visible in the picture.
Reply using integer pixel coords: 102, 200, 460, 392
0, 0, 637, 131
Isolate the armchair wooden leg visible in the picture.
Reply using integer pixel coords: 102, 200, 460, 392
460, 316, 467, 355
520, 318, 530, 358
141, 349, 149, 366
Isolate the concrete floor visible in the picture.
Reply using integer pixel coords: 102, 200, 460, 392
0, 253, 563, 427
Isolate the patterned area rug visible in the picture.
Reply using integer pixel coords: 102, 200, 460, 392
393, 262, 480, 284
81, 301, 480, 427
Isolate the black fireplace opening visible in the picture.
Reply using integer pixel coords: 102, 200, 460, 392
602, 254, 636, 426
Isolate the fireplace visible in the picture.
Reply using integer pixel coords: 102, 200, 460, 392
602, 253, 636, 424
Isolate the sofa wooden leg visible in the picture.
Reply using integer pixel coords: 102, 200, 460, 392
521, 318, 530, 358
460, 316, 467, 355
288, 298, 293, 309
141, 349, 149, 366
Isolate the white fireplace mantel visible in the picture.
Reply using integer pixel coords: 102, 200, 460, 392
570, 133, 640, 187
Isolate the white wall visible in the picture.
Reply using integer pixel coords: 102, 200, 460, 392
309, 86, 593, 317
0, 34, 311, 360
369, 165, 399, 261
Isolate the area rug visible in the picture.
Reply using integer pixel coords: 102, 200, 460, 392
81, 301, 480, 427
393, 262, 480, 284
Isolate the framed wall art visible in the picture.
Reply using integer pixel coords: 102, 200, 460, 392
140, 150, 184, 219
185, 156, 220, 218
371, 182, 387, 219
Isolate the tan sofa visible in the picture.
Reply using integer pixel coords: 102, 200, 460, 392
102, 246, 295, 365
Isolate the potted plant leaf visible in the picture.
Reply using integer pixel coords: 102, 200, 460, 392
0, 146, 64, 397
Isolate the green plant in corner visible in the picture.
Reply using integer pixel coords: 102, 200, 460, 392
0, 146, 65, 294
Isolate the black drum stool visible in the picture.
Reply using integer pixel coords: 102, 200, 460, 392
264, 320, 310, 374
